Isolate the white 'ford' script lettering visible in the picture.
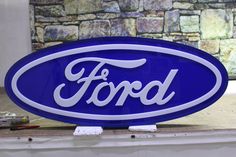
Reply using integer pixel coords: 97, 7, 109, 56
53, 57, 178, 107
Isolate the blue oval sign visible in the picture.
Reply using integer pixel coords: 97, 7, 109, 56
5, 37, 228, 127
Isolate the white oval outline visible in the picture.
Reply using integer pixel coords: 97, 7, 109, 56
11, 44, 222, 120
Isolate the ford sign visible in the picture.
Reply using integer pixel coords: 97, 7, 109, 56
5, 37, 228, 127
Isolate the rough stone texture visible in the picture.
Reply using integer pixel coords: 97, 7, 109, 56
138, 33, 162, 39
97, 13, 121, 19
198, 0, 218, 2
35, 5, 65, 17
64, 0, 103, 15
201, 9, 233, 39
118, 0, 139, 11
103, 1, 120, 13
35, 16, 58, 23
36, 27, 44, 43
180, 16, 199, 32
220, 39, 236, 75
143, 0, 172, 11
121, 12, 144, 18
173, 2, 194, 10
30, 0, 63, 4
58, 16, 78, 22
77, 14, 96, 21
79, 20, 110, 39
44, 25, 78, 41
137, 17, 163, 33
146, 11, 165, 17
30, 0, 236, 77
111, 19, 136, 36
194, 3, 209, 10
208, 3, 225, 9
164, 10, 180, 33
199, 40, 220, 54
179, 10, 201, 15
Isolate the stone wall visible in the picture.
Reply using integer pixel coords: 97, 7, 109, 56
30, 0, 236, 78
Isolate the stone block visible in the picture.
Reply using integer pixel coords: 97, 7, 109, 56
180, 16, 199, 32
201, 9, 233, 39
77, 14, 96, 21
143, 0, 172, 11
164, 10, 180, 33
79, 20, 110, 39
64, 0, 103, 15
199, 40, 220, 54
137, 17, 163, 33
103, 1, 120, 13
36, 27, 44, 43
220, 39, 236, 76
118, 0, 139, 11
44, 25, 78, 41
173, 2, 194, 10
30, 0, 63, 4
111, 19, 136, 36
35, 5, 65, 17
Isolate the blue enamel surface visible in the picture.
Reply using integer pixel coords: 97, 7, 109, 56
5, 37, 228, 127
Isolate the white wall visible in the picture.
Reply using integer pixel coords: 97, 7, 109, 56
0, 0, 31, 87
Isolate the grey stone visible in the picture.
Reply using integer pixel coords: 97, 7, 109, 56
164, 10, 180, 33
103, 1, 120, 13
44, 25, 78, 41
137, 17, 164, 33
121, 12, 144, 18
138, 33, 162, 39
173, 2, 194, 10
180, 16, 199, 32
199, 40, 220, 54
220, 39, 236, 76
198, 0, 218, 2
36, 27, 44, 43
146, 11, 165, 17
118, 0, 139, 11
35, 16, 58, 23
194, 4, 209, 10
77, 14, 96, 21
143, 0, 172, 11
30, 0, 63, 4
201, 9, 233, 39
110, 19, 136, 36
138, 0, 144, 12
58, 16, 78, 22
225, 3, 236, 9
35, 5, 65, 17
79, 20, 110, 39
96, 13, 120, 19
179, 10, 201, 15
64, 0, 103, 15
208, 3, 225, 9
